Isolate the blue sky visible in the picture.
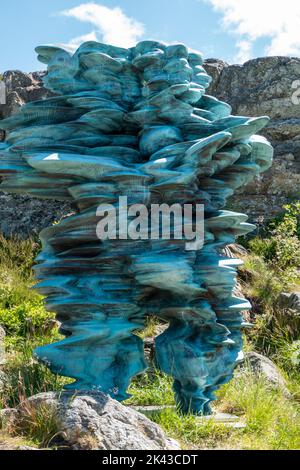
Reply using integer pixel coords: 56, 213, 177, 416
1, 0, 300, 72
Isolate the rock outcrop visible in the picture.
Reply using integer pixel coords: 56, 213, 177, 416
204, 56, 300, 223
1, 56, 300, 237
0, 193, 73, 238
279, 291, 300, 312
238, 351, 290, 396
0, 71, 51, 120
17, 391, 180, 450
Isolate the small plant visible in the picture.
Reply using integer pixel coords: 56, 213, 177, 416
14, 401, 61, 447
249, 203, 300, 272
0, 234, 39, 280
0, 298, 56, 338
275, 340, 300, 373
269, 202, 300, 238
0, 341, 69, 409
136, 316, 163, 340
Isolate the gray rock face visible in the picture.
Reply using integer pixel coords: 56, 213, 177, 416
22, 391, 180, 450
279, 291, 300, 312
203, 58, 229, 96
239, 352, 290, 395
0, 70, 52, 120
0, 193, 73, 239
0, 371, 6, 393
0, 407, 18, 426
204, 56, 300, 223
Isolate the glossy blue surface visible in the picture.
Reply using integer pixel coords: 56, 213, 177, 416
0, 41, 273, 414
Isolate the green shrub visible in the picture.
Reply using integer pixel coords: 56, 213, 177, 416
240, 254, 300, 356
269, 202, 300, 238
247, 237, 277, 262
248, 233, 300, 273
243, 203, 300, 274
0, 298, 55, 338
239, 255, 284, 311
275, 340, 300, 373
0, 235, 57, 341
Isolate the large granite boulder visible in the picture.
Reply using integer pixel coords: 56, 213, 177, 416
18, 391, 180, 450
238, 352, 290, 396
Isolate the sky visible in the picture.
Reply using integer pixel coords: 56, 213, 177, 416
1, 0, 300, 72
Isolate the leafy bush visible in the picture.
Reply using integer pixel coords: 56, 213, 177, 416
269, 202, 300, 238
275, 340, 300, 373
0, 298, 55, 338
240, 255, 283, 311
0, 235, 58, 340
249, 203, 300, 271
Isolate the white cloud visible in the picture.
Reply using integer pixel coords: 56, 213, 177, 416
235, 40, 252, 63
205, 0, 300, 62
61, 2, 145, 48
60, 31, 99, 52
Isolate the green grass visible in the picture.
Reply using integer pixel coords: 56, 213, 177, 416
136, 316, 162, 340
0, 340, 70, 410
0, 430, 38, 450
127, 368, 300, 450
127, 370, 175, 406
0, 235, 68, 411
150, 408, 232, 450
13, 400, 62, 448
216, 371, 300, 450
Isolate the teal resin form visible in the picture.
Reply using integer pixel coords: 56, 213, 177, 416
0, 41, 273, 414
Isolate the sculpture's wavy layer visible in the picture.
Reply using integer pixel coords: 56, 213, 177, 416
0, 40, 273, 414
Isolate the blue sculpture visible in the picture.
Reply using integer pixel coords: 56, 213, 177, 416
0, 41, 273, 415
